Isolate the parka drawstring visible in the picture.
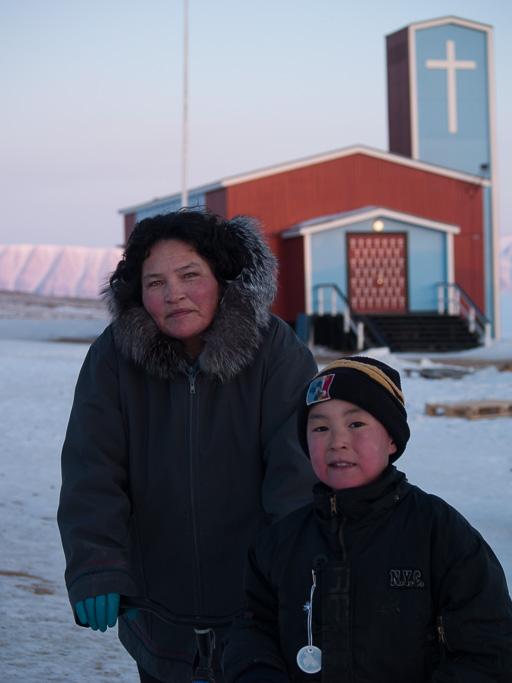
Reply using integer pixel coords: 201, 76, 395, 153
296, 569, 322, 674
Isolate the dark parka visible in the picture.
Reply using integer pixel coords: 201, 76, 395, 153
57, 217, 318, 681
224, 466, 512, 683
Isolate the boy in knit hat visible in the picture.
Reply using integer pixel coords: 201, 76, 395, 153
224, 357, 512, 683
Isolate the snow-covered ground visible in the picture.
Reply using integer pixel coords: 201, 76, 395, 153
0, 337, 139, 682
0, 302, 511, 682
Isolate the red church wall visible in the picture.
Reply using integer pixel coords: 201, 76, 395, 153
218, 153, 484, 321
278, 236, 306, 323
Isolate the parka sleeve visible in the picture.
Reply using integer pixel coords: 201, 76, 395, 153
223, 543, 289, 683
57, 330, 137, 612
430, 503, 512, 682
259, 318, 318, 521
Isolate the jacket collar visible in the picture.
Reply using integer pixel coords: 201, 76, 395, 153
313, 465, 408, 522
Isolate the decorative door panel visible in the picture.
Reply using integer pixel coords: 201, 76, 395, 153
347, 233, 408, 313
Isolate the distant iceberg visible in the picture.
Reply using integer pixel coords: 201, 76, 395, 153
0, 244, 122, 299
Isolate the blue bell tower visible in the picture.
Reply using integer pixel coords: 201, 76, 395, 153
386, 16, 500, 334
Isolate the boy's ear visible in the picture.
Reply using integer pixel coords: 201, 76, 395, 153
388, 439, 398, 457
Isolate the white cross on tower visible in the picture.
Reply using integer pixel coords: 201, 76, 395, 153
426, 40, 476, 134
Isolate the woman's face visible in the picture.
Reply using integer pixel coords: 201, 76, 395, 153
141, 239, 220, 357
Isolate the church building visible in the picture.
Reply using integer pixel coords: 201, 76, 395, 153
119, 16, 500, 351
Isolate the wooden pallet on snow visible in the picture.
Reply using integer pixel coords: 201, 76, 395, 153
425, 400, 512, 420
404, 366, 473, 380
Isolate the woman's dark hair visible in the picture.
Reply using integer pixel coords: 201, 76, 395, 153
109, 209, 250, 307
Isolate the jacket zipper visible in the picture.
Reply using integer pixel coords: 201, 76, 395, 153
187, 365, 202, 614
437, 615, 447, 648
188, 368, 196, 395
330, 493, 337, 516
330, 492, 351, 678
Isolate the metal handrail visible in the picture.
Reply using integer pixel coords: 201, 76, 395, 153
436, 282, 491, 345
312, 283, 365, 350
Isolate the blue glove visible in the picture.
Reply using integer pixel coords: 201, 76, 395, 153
75, 592, 137, 631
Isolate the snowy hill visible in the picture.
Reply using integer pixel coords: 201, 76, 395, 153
0, 244, 122, 299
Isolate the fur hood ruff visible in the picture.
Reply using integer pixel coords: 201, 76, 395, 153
105, 216, 277, 382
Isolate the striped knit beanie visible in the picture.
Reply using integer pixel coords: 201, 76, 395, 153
299, 356, 410, 462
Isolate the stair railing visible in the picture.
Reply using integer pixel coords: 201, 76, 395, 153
313, 283, 365, 351
436, 283, 491, 346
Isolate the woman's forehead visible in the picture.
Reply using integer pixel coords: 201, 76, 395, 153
142, 239, 209, 272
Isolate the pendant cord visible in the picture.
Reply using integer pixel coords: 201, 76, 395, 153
307, 570, 317, 647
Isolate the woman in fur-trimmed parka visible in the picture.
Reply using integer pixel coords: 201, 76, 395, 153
57, 210, 318, 683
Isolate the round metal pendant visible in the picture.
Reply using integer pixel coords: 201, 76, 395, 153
296, 645, 322, 674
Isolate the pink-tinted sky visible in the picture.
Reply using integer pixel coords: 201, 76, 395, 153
1, 0, 511, 247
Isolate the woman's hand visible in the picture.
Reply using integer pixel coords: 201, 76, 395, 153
75, 592, 137, 631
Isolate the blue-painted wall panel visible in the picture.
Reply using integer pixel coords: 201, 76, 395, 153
415, 24, 490, 177
408, 228, 445, 310
310, 218, 448, 312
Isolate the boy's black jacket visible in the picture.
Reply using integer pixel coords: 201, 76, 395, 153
224, 466, 512, 683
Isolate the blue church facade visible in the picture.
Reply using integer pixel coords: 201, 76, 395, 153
284, 207, 458, 315
387, 16, 499, 336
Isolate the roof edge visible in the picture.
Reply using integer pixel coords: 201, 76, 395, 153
283, 206, 461, 238
118, 181, 222, 215
219, 144, 491, 189
119, 144, 490, 216
387, 15, 493, 37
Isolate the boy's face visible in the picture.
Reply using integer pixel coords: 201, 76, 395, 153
307, 399, 397, 490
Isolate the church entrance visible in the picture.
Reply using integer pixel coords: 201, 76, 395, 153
347, 233, 408, 314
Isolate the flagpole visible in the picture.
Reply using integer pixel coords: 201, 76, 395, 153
181, 0, 189, 208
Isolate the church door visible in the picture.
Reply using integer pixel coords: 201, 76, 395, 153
347, 233, 408, 314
